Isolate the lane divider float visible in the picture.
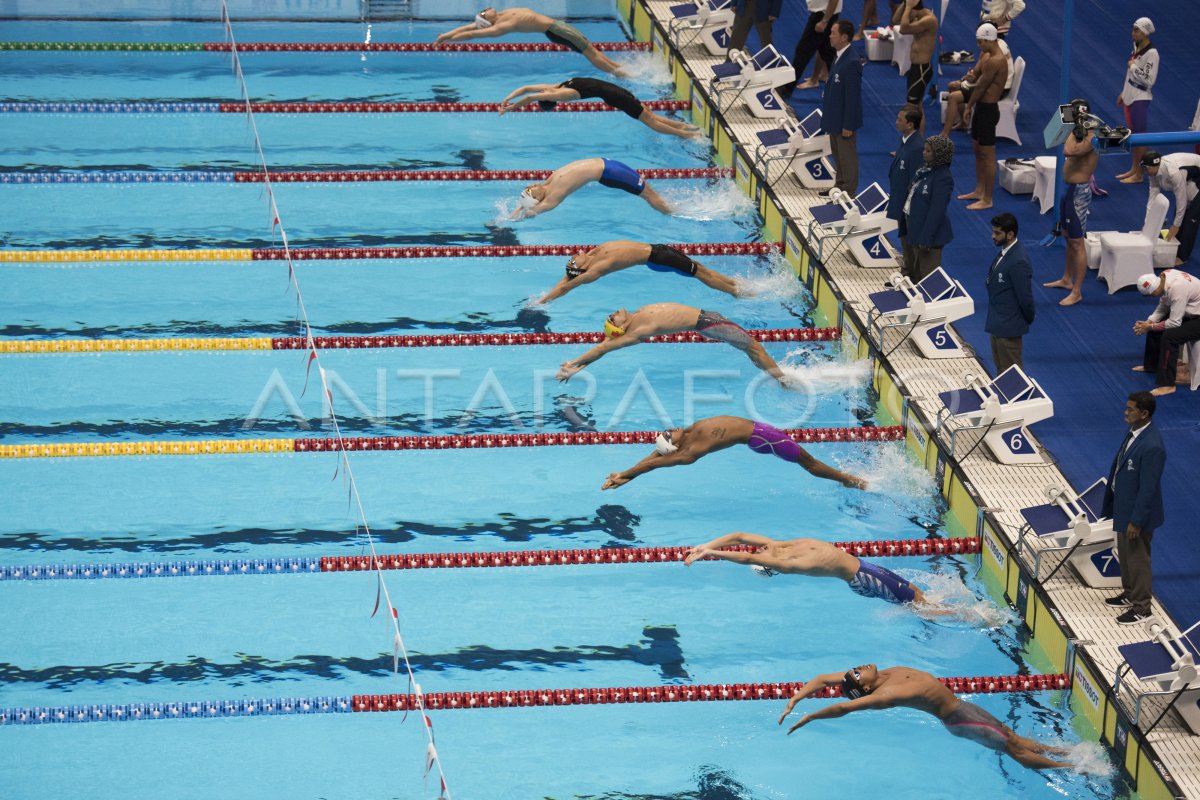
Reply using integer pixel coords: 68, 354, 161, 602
0, 426, 904, 460
0, 539, 979, 582
0, 241, 780, 264
0, 327, 838, 355
0, 674, 1070, 726
0, 100, 690, 114
0, 167, 733, 184
0, 41, 650, 53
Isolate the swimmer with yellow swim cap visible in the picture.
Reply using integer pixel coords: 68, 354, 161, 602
556, 302, 785, 383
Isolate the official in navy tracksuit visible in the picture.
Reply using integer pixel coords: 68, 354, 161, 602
887, 107, 925, 255
1100, 391, 1166, 623
901, 135, 954, 282
821, 19, 862, 195
984, 212, 1034, 373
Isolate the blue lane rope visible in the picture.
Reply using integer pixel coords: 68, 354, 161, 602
0, 171, 236, 183
0, 102, 222, 113
1, 696, 352, 726
0, 557, 322, 581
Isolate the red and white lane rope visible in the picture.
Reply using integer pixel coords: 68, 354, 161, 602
204, 41, 651, 52
235, 167, 734, 182
215, 100, 690, 113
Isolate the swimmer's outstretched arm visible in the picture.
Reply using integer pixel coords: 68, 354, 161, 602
601, 449, 699, 489
558, 336, 639, 381
782, 694, 887, 734
499, 85, 568, 114
538, 271, 598, 304
683, 532, 777, 565
436, 19, 517, 44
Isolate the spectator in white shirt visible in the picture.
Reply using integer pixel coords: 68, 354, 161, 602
1133, 270, 1200, 395
980, 0, 1024, 38
1116, 18, 1160, 183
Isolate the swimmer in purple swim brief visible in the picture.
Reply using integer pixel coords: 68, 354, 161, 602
601, 416, 867, 490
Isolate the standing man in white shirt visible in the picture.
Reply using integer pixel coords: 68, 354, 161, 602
979, 0, 1024, 38
1115, 17, 1160, 184
1133, 270, 1200, 396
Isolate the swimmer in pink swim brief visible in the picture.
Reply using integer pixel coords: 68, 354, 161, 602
778, 664, 1074, 771
601, 415, 867, 490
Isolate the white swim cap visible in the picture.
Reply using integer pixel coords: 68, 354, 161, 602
518, 188, 538, 209
975, 23, 998, 41
655, 431, 678, 455
1133, 17, 1155, 35
1136, 273, 1160, 295
474, 12, 493, 29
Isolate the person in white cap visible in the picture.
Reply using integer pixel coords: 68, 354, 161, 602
1142, 150, 1200, 263
958, 23, 1007, 211
435, 8, 626, 76
1114, 17, 1159, 184
1132, 270, 1200, 395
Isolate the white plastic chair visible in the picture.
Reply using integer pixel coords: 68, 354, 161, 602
1031, 156, 1056, 215
1186, 341, 1200, 391
993, 57, 1025, 144
1098, 194, 1170, 294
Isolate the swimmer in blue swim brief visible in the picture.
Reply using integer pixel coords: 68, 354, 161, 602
536, 241, 742, 304
778, 664, 1074, 770
510, 158, 672, 220
601, 415, 866, 490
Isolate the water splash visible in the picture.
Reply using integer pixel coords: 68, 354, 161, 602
617, 52, 676, 86
733, 257, 808, 300
779, 352, 870, 392
856, 444, 937, 499
663, 181, 756, 221
1042, 740, 1114, 778
907, 569, 1016, 628
490, 196, 522, 225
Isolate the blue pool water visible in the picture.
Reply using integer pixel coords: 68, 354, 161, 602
0, 5, 1133, 799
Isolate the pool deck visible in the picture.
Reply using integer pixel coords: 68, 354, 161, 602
633, 0, 1200, 797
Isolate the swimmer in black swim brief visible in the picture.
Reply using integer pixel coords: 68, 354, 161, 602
645, 244, 698, 276
536, 241, 743, 304
499, 79, 702, 140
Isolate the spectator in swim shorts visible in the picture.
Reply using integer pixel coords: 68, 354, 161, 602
778, 664, 1074, 770
536, 240, 742, 304
500, 78, 702, 140
683, 533, 939, 609
958, 23, 1006, 211
510, 157, 672, 220
436, 7, 627, 76
601, 415, 867, 490
557, 302, 785, 383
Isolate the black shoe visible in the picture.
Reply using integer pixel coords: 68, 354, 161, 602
1116, 609, 1151, 625
883, 280, 897, 289
818, 189, 832, 198
1104, 594, 1132, 608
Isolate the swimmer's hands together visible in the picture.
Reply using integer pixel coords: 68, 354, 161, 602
602, 472, 631, 490
557, 361, 585, 381
683, 546, 712, 566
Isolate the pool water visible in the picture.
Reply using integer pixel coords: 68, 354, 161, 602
0, 4, 1133, 799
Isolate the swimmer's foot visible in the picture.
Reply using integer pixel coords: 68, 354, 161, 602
1132, 365, 1147, 372
965, 200, 993, 211
1043, 279, 1072, 289
1151, 385, 1176, 396
1119, 173, 1144, 184
957, 192, 981, 201
796, 77, 823, 90
843, 475, 869, 490
1059, 293, 1082, 306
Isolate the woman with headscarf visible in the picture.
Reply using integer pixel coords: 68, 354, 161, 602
1115, 17, 1159, 183
901, 135, 955, 283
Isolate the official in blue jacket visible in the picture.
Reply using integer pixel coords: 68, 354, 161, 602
821, 19, 862, 195
1100, 391, 1167, 623
727, 0, 782, 54
984, 212, 1035, 373
901, 135, 954, 281
887, 107, 925, 253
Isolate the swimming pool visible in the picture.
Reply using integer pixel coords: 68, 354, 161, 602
0, 4, 1132, 798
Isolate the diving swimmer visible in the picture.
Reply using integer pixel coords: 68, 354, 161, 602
558, 303, 785, 383
435, 7, 627, 76
537, 241, 742, 305
778, 664, 1074, 770
499, 78, 702, 140
601, 415, 867, 490
684, 533, 930, 606
512, 158, 672, 219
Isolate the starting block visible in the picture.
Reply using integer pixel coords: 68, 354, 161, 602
866, 267, 974, 359
710, 45, 795, 118
934, 365, 1054, 465
751, 109, 835, 190
1015, 478, 1118, 588
667, 0, 734, 56
1115, 620, 1200, 735
807, 182, 898, 268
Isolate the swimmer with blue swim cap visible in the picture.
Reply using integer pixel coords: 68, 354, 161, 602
601, 415, 866, 490
556, 303, 786, 384
777, 664, 1074, 770
434, 8, 627, 76
536, 241, 742, 305
684, 533, 939, 609
508, 158, 672, 220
